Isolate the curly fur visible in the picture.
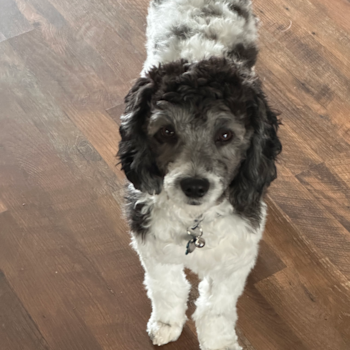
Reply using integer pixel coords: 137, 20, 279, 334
117, 1, 281, 349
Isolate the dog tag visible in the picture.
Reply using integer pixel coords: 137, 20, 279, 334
195, 237, 205, 248
185, 221, 206, 254
185, 238, 196, 255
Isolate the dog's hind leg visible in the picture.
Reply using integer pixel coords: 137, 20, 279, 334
140, 255, 191, 346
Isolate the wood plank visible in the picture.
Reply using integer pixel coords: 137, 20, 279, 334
17, 0, 146, 81
249, 240, 287, 284
263, 197, 350, 346
236, 328, 256, 350
0, 44, 122, 195
256, 61, 348, 171
259, 53, 350, 148
2, 30, 124, 182
256, 52, 350, 164
0, 270, 49, 350
255, 0, 350, 80
0, 99, 124, 349
255, 0, 350, 166
268, 165, 350, 276
308, 0, 350, 33
0, 199, 7, 214
256, 0, 350, 102
0, 0, 33, 42
237, 280, 307, 350
256, 268, 349, 350
4, 0, 129, 180
297, 158, 350, 232
325, 96, 350, 144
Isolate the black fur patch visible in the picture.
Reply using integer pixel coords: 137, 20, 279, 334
205, 32, 218, 41
172, 25, 191, 40
124, 186, 153, 238
228, 43, 258, 68
229, 85, 282, 227
152, 0, 163, 6
201, 6, 222, 17
228, 3, 250, 21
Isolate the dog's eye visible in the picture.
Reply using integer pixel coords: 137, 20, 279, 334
155, 125, 177, 144
160, 126, 176, 138
215, 129, 233, 144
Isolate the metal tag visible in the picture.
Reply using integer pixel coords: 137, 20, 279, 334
185, 221, 206, 254
195, 237, 205, 248
185, 237, 197, 255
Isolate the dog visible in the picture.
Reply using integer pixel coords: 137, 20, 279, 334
118, 0, 281, 349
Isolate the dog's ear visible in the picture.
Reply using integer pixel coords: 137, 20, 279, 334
229, 87, 281, 216
118, 77, 163, 194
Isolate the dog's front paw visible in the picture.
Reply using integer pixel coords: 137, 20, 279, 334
147, 320, 183, 346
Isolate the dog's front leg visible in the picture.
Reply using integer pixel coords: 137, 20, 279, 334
193, 265, 253, 350
139, 255, 191, 346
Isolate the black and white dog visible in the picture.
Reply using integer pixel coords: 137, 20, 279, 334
118, 0, 281, 349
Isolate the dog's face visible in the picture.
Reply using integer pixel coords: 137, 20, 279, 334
118, 58, 281, 216
147, 101, 251, 208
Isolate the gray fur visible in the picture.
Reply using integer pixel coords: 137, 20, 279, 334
124, 185, 153, 239
228, 3, 250, 20
172, 25, 191, 40
148, 102, 251, 188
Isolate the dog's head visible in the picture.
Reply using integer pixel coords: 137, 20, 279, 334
118, 58, 281, 216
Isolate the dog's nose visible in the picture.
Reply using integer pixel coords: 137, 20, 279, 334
180, 178, 210, 198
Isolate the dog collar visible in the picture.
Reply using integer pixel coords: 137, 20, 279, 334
185, 218, 205, 255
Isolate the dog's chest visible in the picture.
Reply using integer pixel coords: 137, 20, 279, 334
145, 200, 262, 272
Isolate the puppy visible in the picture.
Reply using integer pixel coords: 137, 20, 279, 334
118, 0, 281, 349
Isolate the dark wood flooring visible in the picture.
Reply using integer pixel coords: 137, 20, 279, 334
0, 0, 350, 349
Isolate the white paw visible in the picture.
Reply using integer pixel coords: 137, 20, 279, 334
147, 320, 183, 346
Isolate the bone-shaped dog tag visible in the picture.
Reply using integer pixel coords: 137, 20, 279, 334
186, 238, 196, 255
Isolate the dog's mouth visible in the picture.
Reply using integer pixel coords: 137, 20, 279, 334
187, 199, 202, 206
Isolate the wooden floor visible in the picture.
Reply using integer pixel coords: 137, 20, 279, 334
0, 0, 350, 349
